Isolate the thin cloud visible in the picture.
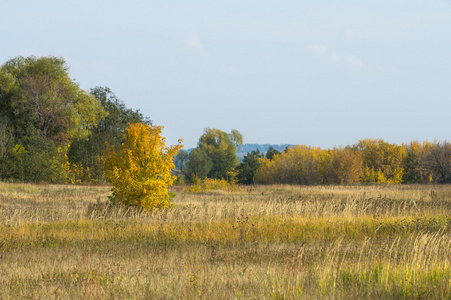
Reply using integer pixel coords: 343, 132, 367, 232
183, 32, 208, 56
308, 44, 341, 67
308, 45, 386, 76
346, 54, 363, 72
341, 28, 355, 41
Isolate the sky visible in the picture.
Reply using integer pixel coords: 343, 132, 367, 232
1, 0, 451, 149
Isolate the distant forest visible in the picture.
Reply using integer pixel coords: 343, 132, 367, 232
186, 144, 295, 156
237, 144, 295, 155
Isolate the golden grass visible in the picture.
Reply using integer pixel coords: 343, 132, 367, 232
1, 183, 451, 299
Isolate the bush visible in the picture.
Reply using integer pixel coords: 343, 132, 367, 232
102, 123, 182, 209
186, 178, 240, 193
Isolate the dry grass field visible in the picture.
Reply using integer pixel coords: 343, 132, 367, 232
1, 183, 451, 299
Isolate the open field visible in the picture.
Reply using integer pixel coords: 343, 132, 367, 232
1, 183, 451, 299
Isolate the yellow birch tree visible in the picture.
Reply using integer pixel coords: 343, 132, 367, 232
102, 123, 183, 209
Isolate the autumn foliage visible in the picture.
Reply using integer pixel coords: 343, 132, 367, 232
102, 123, 182, 209
186, 178, 240, 193
356, 139, 407, 184
250, 139, 451, 185
254, 146, 363, 185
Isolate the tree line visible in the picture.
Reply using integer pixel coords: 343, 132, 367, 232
254, 139, 451, 185
0, 55, 150, 183
176, 134, 451, 186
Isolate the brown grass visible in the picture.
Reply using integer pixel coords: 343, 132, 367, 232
1, 183, 451, 299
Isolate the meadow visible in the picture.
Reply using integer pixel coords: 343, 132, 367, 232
1, 183, 451, 299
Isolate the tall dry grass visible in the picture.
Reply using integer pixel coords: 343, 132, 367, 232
1, 183, 451, 299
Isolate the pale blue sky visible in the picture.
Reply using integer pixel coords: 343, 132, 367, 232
1, 0, 451, 148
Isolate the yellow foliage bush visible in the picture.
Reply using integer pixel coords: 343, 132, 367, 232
64, 162, 95, 185
186, 178, 240, 193
357, 139, 407, 184
102, 123, 183, 209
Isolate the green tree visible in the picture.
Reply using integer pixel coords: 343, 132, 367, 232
0, 121, 14, 181
0, 56, 106, 142
197, 128, 242, 180
0, 55, 106, 182
265, 146, 280, 160
236, 150, 264, 184
1, 126, 66, 183
188, 148, 213, 181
